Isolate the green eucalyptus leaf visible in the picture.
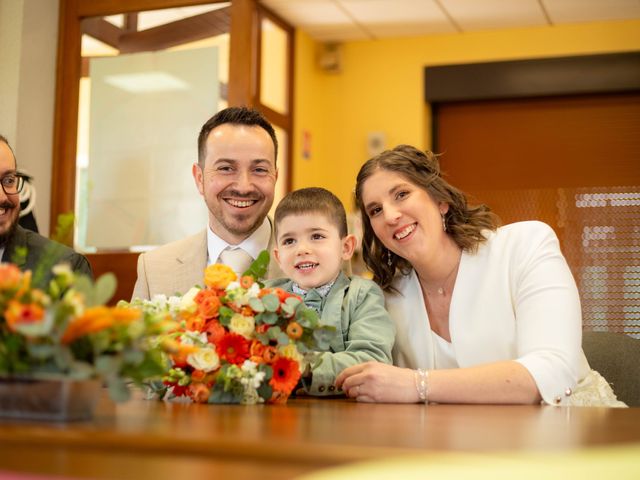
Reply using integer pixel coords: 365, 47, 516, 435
248, 297, 265, 312
280, 303, 295, 317
275, 331, 290, 345
107, 376, 131, 403
73, 276, 95, 305
295, 307, 317, 328
262, 294, 280, 312
93, 273, 117, 305
284, 296, 302, 308
95, 355, 122, 376
256, 381, 272, 400
25, 343, 56, 360
259, 312, 279, 325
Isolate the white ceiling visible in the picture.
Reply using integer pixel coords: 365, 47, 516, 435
260, 0, 640, 41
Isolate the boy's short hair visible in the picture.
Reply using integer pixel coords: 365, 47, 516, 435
275, 187, 348, 238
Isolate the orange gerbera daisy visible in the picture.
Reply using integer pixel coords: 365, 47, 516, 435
215, 332, 250, 365
269, 356, 301, 394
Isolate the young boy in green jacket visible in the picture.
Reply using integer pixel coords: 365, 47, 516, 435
268, 187, 395, 395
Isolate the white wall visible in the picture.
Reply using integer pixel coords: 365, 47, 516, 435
0, 0, 59, 236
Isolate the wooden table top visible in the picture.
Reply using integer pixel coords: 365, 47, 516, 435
1, 393, 639, 479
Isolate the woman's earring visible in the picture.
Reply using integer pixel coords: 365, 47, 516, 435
387, 249, 393, 267
441, 212, 447, 232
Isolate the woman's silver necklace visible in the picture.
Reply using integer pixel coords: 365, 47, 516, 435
421, 255, 461, 297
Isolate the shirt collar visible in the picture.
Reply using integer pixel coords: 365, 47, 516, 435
291, 279, 336, 298
207, 217, 272, 265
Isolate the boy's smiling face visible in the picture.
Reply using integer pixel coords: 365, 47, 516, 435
274, 212, 355, 291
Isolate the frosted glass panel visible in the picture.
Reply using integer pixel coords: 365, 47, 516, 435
81, 47, 218, 250
260, 18, 288, 114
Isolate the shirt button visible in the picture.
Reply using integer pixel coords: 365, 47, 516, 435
565, 388, 572, 397
328, 385, 335, 392
554, 396, 562, 404
318, 385, 325, 392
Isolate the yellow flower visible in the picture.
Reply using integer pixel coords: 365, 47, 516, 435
204, 264, 237, 290
228, 313, 255, 339
278, 343, 305, 373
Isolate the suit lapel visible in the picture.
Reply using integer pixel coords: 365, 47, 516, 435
175, 231, 208, 291
2, 225, 27, 269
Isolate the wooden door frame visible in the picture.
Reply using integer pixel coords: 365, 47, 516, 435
52, 0, 295, 301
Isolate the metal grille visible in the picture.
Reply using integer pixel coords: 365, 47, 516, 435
470, 187, 640, 339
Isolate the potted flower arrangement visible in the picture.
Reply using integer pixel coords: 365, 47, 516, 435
125, 252, 335, 405
0, 261, 175, 421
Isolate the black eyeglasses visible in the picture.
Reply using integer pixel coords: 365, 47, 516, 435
0, 173, 27, 195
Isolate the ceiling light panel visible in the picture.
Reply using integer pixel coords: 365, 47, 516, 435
439, 0, 548, 31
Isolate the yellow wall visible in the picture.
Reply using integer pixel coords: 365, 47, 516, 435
293, 19, 640, 210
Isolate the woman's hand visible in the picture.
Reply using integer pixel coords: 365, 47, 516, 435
335, 362, 419, 403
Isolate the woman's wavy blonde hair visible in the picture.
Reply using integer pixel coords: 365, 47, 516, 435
355, 145, 500, 291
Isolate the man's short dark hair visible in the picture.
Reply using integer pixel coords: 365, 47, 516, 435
197, 107, 278, 166
275, 187, 348, 238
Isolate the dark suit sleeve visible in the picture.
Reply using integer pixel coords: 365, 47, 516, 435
67, 252, 94, 280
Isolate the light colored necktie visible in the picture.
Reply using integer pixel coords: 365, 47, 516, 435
219, 248, 253, 277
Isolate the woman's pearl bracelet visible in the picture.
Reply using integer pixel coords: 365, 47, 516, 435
414, 368, 429, 403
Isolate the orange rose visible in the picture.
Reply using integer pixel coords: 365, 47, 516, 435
188, 383, 211, 404
205, 320, 225, 345
195, 289, 221, 319
262, 346, 278, 363
0, 264, 22, 290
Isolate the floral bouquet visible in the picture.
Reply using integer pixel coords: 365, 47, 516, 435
0, 262, 175, 402
125, 252, 335, 405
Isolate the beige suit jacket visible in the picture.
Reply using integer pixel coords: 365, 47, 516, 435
131, 226, 283, 300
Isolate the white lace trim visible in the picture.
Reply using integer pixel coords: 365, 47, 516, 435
559, 370, 627, 407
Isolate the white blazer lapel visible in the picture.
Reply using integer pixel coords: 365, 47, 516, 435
386, 270, 435, 369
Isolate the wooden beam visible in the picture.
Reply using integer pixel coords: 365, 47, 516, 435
81, 17, 122, 49
124, 12, 138, 32
228, 0, 257, 107
77, 0, 220, 18
118, 8, 230, 53
51, 0, 82, 226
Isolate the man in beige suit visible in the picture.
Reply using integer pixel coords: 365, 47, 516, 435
132, 107, 283, 300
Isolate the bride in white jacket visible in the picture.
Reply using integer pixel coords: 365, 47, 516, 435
336, 145, 624, 407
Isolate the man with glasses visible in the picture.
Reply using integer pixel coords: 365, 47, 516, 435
0, 135, 92, 283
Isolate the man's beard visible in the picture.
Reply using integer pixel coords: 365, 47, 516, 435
0, 201, 20, 246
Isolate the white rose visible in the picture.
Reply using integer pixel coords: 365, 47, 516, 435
187, 347, 220, 372
179, 287, 200, 313
229, 313, 255, 339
